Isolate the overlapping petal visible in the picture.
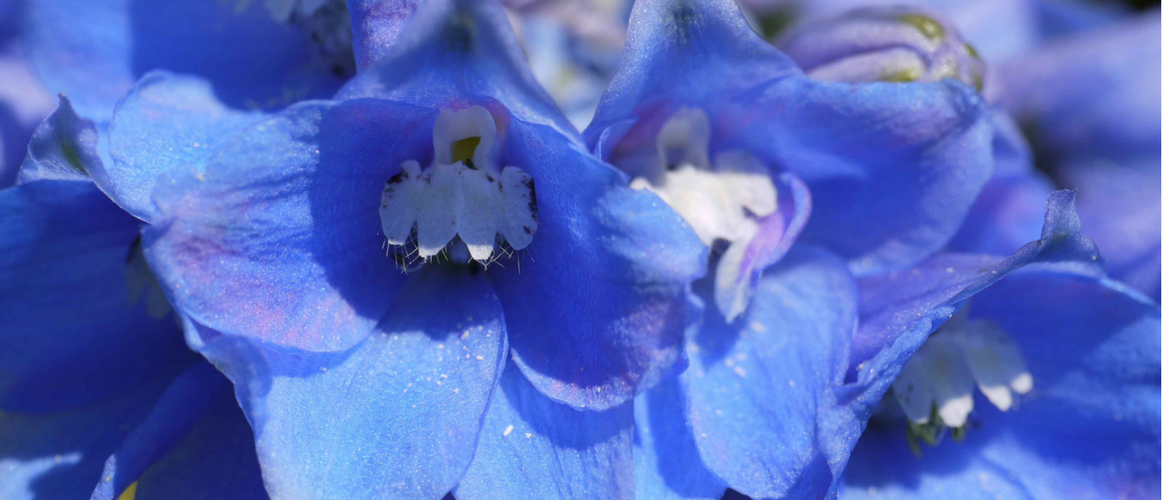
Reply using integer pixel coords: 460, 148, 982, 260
488, 120, 706, 410
339, 0, 579, 142
103, 72, 269, 222
1060, 159, 1160, 299
112, 385, 268, 500
678, 246, 857, 498
24, 0, 345, 121
145, 99, 434, 352
850, 190, 1101, 368
0, 377, 171, 500
457, 363, 636, 500
347, 0, 424, 71
16, 96, 100, 184
1, 105, 190, 412
949, 110, 1052, 256
90, 362, 265, 500
632, 380, 728, 500
194, 265, 507, 500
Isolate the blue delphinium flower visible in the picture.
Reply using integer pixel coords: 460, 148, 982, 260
126, 0, 704, 498
775, 6, 1055, 257
838, 190, 1160, 499
0, 98, 268, 499
582, 0, 995, 497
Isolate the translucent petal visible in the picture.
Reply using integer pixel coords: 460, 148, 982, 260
960, 319, 1032, 411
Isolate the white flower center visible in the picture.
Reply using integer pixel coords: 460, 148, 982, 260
629, 108, 779, 322
892, 309, 1034, 430
379, 106, 537, 265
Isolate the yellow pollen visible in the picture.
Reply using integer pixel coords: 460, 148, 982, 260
451, 137, 481, 165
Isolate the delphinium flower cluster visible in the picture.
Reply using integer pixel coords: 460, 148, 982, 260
0, 0, 1159, 499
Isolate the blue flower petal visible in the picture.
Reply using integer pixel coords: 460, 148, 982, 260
1060, 159, 1160, 299
348, 0, 423, 71
841, 267, 1159, 499
851, 190, 1102, 369
840, 413, 1035, 500
122, 382, 268, 500
742, 79, 993, 275
24, 0, 345, 122
16, 95, 99, 184
90, 362, 234, 500
586, 0, 799, 119
145, 99, 435, 352
0, 180, 191, 412
680, 245, 857, 498
456, 362, 636, 500
586, 0, 995, 275
949, 110, 1052, 256
102, 72, 269, 223
0, 377, 171, 500
201, 265, 507, 500
633, 380, 728, 500
338, 0, 579, 142
488, 120, 707, 410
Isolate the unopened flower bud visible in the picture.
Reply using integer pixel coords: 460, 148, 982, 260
777, 7, 985, 90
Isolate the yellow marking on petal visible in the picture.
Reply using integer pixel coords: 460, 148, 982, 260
881, 66, 923, 83
451, 137, 481, 165
117, 482, 138, 500
898, 14, 944, 42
